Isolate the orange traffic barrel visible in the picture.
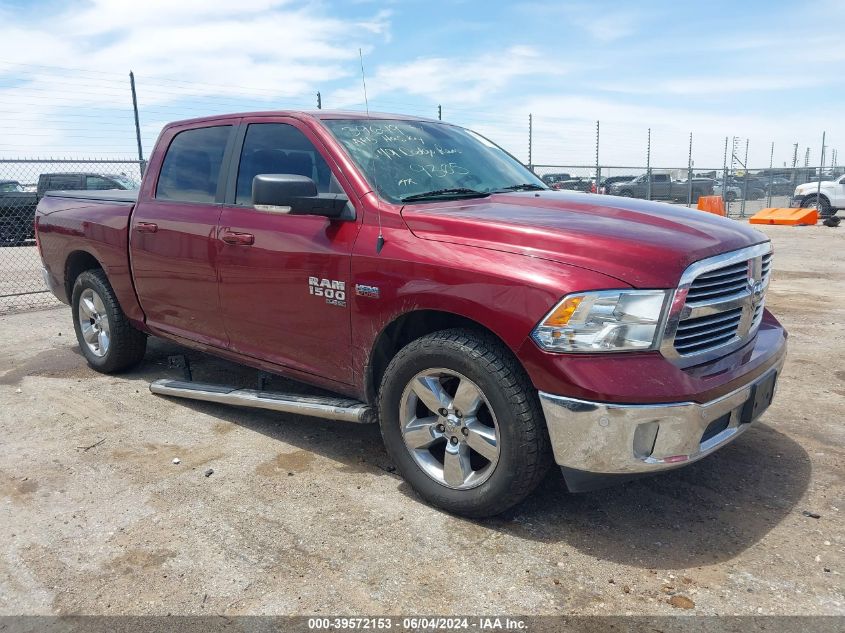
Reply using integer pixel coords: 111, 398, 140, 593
696, 196, 726, 216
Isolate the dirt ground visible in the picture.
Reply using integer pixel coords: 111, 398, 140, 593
0, 223, 842, 617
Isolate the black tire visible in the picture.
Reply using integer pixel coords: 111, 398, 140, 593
377, 328, 552, 518
71, 269, 147, 373
725, 191, 737, 202
801, 194, 833, 218
690, 189, 702, 204
618, 189, 633, 198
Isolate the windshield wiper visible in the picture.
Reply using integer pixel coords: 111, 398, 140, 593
400, 188, 490, 202
493, 183, 546, 192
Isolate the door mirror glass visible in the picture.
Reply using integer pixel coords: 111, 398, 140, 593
252, 174, 350, 219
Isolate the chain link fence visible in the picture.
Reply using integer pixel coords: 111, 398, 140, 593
533, 164, 842, 219
0, 159, 142, 314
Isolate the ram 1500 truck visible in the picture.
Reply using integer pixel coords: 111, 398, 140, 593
35, 111, 787, 517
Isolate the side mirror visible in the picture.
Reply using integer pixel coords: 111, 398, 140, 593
252, 174, 351, 219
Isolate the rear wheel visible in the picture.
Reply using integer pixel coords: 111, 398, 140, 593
618, 189, 633, 197
72, 269, 147, 373
725, 191, 737, 202
378, 329, 552, 517
801, 194, 833, 218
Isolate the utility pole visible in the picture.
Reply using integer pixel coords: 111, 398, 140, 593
438, 104, 442, 121
129, 71, 145, 175
316, 91, 321, 109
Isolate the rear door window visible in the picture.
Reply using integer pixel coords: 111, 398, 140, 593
156, 126, 232, 203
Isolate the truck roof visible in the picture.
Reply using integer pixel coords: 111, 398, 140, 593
163, 110, 441, 129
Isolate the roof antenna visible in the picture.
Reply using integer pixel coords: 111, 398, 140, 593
359, 48, 384, 254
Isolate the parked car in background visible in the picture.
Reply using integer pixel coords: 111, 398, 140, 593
725, 176, 765, 201
791, 173, 845, 218
36, 172, 137, 199
541, 173, 593, 192
0, 180, 38, 245
714, 181, 742, 202
540, 173, 572, 186
609, 173, 713, 202
763, 176, 795, 196
551, 176, 592, 192
600, 175, 638, 193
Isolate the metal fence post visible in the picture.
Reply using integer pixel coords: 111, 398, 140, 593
741, 139, 749, 217
686, 132, 693, 207
766, 142, 774, 208
595, 120, 600, 194
722, 136, 728, 207
646, 128, 651, 201
816, 131, 826, 212
129, 71, 144, 175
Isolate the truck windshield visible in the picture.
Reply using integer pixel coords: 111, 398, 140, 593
322, 119, 546, 203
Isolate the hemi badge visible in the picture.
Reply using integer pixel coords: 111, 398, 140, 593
355, 284, 380, 299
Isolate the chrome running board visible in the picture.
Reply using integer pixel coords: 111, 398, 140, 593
149, 379, 375, 424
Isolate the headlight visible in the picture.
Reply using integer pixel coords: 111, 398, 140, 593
531, 289, 669, 352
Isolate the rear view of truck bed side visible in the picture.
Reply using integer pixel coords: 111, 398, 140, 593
36, 190, 145, 326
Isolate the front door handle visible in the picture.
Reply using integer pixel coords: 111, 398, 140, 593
220, 231, 255, 246
136, 222, 158, 233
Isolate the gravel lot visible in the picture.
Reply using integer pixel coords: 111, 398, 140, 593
0, 223, 842, 617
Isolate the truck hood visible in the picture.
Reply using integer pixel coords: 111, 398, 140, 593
401, 190, 768, 288
796, 181, 836, 194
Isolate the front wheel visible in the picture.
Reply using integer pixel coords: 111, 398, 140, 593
72, 269, 147, 373
801, 194, 833, 218
618, 189, 633, 197
377, 329, 552, 517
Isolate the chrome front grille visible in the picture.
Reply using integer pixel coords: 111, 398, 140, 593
673, 307, 743, 355
661, 243, 772, 367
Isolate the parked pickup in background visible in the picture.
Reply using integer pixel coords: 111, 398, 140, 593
35, 111, 787, 517
791, 173, 845, 218
36, 172, 136, 200
0, 180, 38, 245
609, 173, 714, 202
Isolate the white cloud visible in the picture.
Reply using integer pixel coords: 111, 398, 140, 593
329, 45, 556, 108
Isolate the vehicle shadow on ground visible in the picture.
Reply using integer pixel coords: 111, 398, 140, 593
481, 422, 811, 569
19, 336, 812, 570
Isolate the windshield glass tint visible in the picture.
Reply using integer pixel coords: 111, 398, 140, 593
323, 119, 544, 203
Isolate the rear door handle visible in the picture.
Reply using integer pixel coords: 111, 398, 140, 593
220, 231, 255, 246
136, 222, 158, 233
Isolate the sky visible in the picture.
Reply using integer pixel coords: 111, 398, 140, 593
0, 0, 842, 171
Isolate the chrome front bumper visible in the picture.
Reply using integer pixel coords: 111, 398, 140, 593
538, 357, 784, 478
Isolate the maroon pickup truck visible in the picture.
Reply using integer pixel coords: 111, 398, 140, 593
35, 111, 787, 517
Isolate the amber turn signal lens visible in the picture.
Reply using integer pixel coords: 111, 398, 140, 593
543, 296, 583, 327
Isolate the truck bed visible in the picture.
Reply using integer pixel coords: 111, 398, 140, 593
35, 190, 142, 323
